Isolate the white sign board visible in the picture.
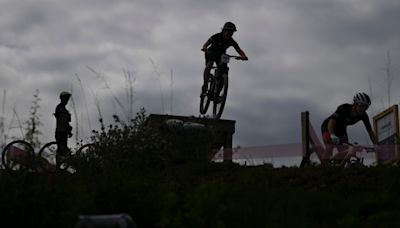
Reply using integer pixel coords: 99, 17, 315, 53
373, 105, 399, 163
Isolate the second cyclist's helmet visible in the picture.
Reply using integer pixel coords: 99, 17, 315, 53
353, 92, 371, 106
222, 22, 237, 32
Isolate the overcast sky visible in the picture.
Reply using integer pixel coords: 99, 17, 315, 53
1, 0, 400, 149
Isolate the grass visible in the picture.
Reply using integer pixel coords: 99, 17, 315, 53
2, 110, 400, 227
2, 164, 400, 227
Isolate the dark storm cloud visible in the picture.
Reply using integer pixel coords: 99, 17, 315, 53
293, 1, 400, 48
0, 0, 399, 147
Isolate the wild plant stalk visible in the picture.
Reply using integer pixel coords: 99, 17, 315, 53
0, 89, 6, 147
93, 94, 105, 131
149, 58, 165, 114
383, 51, 394, 107
24, 89, 43, 150
170, 69, 174, 114
75, 73, 92, 131
0, 117, 4, 148
77, 72, 106, 134
87, 65, 129, 121
368, 76, 375, 115
1, 89, 5, 113
9, 104, 24, 138
123, 68, 136, 119
69, 87, 79, 142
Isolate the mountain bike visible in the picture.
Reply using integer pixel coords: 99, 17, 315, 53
200, 53, 245, 119
38, 141, 95, 173
328, 143, 377, 167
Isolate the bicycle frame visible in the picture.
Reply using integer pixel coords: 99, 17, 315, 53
217, 54, 232, 74
328, 143, 376, 167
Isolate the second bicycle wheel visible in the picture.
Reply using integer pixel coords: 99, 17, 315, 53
2, 140, 35, 171
200, 74, 214, 115
212, 73, 228, 119
38, 141, 70, 173
38, 142, 58, 173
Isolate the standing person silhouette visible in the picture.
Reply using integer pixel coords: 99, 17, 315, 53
54, 91, 73, 157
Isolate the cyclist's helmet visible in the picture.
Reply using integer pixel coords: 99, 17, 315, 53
60, 91, 71, 99
222, 22, 237, 32
353, 92, 371, 106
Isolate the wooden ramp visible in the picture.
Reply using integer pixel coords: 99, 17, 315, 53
146, 114, 235, 161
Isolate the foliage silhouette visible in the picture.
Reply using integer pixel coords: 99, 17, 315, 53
2, 110, 400, 227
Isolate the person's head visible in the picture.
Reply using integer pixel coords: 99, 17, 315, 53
353, 92, 371, 114
59, 91, 71, 104
221, 22, 236, 39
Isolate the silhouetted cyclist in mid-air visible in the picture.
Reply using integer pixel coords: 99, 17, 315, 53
54, 91, 73, 157
201, 21, 248, 95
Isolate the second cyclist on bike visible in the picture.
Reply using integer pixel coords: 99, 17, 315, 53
201, 22, 248, 95
320, 92, 378, 165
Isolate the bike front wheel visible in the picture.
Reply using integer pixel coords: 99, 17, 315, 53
2, 140, 35, 171
212, 73, 228, 119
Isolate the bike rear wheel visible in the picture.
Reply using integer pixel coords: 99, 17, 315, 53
200, 74, 214, 115
2, 140, 35, 171
76, 143, 95, 157
212, 73, 228, 119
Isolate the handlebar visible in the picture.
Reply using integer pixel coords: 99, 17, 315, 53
202, 50, 248, 61
340, 143, 377, 153
227, 55, 248, 61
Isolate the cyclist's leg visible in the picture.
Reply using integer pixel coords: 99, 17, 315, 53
330, 135, 350, 164
55, 132, 72, 171
55, 132, 69, 157
203, 52, 220, 92
203, 61, 213, 92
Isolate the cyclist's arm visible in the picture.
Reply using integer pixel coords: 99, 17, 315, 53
231, 39, 248, 60
236, 48, 248, 60
201, 39, 212, 52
